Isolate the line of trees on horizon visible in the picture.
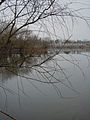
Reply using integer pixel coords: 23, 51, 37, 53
0, 23, 51, 57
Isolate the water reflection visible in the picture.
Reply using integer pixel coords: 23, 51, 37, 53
0, 49, 90, 120
59, 48, 90, 54
0, 53, 48, 82
1, 48, 90, 74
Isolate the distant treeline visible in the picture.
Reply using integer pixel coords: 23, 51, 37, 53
0, 24, 50, 57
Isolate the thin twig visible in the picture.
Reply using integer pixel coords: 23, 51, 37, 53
0, 110, 16, 120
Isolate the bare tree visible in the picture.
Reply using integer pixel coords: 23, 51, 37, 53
0, 0, 89, 63
0, 0, 90, 91
0, 1, 90, 118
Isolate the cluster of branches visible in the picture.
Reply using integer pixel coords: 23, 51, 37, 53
0, 0, 89, 93
0, 1, 90, 119
0, 0, 88, 41
0, 0, 90, 89
0, 0, 89, 67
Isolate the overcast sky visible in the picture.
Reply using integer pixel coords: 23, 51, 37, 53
32, 0, 90, 41
53, 0, 90, 41
0, 0, 90, 41
69, 0, 90, 41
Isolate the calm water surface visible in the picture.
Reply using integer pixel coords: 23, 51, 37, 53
0, 52, 90, 120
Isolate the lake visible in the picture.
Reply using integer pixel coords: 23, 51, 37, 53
0, 50, 90, 120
